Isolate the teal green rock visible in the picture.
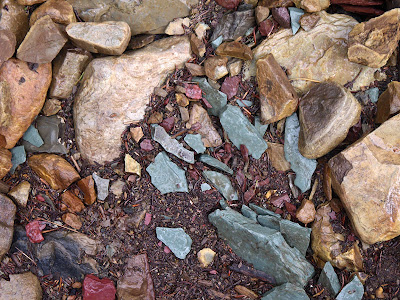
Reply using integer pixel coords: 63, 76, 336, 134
203, 170, 238, 201
254, 116, 269, 137
279, 219, 311, 257
219, 105, 268, 159
201, 183, 211, 191
241, 205, 257, 221
209, 208, 315, 286
284, 113, 317, 192
336, 276, 363, 300
258, 214, 281, 231
192, 77, 227, 116
92, 173, 110, 201
184, 134, 206, 153
156, 227, 192, 259
318, 262, 341, 296
199, 154, 233, 175
261, 283, 309, 300
365, 87, 379, 103
10, 146, 26, 174
288, 7, 304, 35
249, 203, 280, 218
211, 36, 223, 49
236, 99, 253, 107
22, 125, 44, 148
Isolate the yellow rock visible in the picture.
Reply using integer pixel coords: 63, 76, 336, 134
125, 154, 141, 176
197, 248, 216, 267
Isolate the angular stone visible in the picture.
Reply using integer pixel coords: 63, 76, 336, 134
28, 154, 80, 191
184, 134, 206, 154
42, 99, 62, 116
298, 82, 362, 159
199, 154, 233, 175
156, 227, 192, 259
191, 78, 227, 117
0, 59, 52, 149
125, 154, 141, 176
10, 146, 26, 173
0, 272, 42, 300
30, 0, 76, 26
8, 181, 30, 207
271, 7, 291, 28
62, 212, 82, 229
83, 274, 116, 300
203, 170, 238, 201
91, 173, 108, 201
284, 113, 317, 192
179, 106, 190, 122
128, 34, 155, 50
259, 16, 279, 37
204, 56, 229, 81
258, 214, 281, 231
0, 148, 12, 179
0, 0, 29, 45
22, 125, 44, 148
176, 93, 189, 107
318, 262, 341, 296
0, 194, 16, 260
216, 0, 241, 9
194, 22, 210, 39
0, 29, 16, 66
256, 6, 270, 24
266, 142, 291, 171
130, 127, 144, 143
348, 9, 400, 68
190, 33, 206, 57
336, 276, 364, 300
296, 198, 316, 224
221, 76, 241, 100
261, 283, 308, 300
279, 219, 311, 257
74, 36, 191, 164
228, 59, 243, 77
110, 179, 125, 199
61, 190, 85, 213
376, 81, 400, 123
219, 105, 268, 159
300, 12, 320, 31
198, 248, 216, 267
185, 63, 205, 77
165, 17, 190, 35
216, 41, 253, 60
241, 205, 258, 221
256, 53, 299, 124
288, 7, 304, 34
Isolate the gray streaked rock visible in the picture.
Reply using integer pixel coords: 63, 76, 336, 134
0, 272, 42, 300
241, 205, 258, 221
258, 214, 281, 231
92, 173, 109, 201
0, 194, 16, 260
279, 219, 311, 257
203, 170, 238, 201
336, 276, 363, 300
261, 283, 309, 300
318, 262, 341, 296
184, 134, 206, 154
192, 77, 227, 116
156, 227, 192, 259
199, 154, 233, 175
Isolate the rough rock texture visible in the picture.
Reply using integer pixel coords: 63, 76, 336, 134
74, 36, 191, 164
293, 0, 329, 12
298, 82, 362, 159
0, 148, 12, 179
261, 283, 309, 299
318, 262, 341, 296
336, 276, 364, 300
0, 194, 16, 260
0, 59, 52, 149
83, 274, 116, 300
30, 0, 76, 26
254, 11, 377, 94
61, 190, 85, 213
192, 77, 227, 116
0, 29, 16, 66
328, 114, 400, 244
8, 181, 31, 207
0, 0, 29, 45
204, 56, 229, 81
348, 8, 400, 68
67, 0, 198, 35
0, 272, 42, 300
216, 41, 253, 60
376, 81, 400, 123
258, 0, 294, 7
156, 227, 192, 259
211, 9, 255, 42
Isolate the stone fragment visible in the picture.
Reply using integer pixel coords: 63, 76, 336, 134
42, 99, 62, 116
0, 29, 16, 66
284, 113, 317, 192
184, 134, 206, 154
201, 183, 212, 192
255, 116, 269, 136
0, 272, 42, 300
110, 179, 125, 198
148, 111, 163, 124
0, 194, 16, 260
192, 78, 227, 117
279, 219, 311, 256
348, 9, 400, 68
26, 220, 45, 243
10, 146, 26, 173
18, 0, 45, 4
258, 214, 281, 231
256, 54, 299, 124
271, 7, 291, 28
293, 0, 329, 12
156, 227, 192, 259
165, 17, 190, 35
221, 76, 241, 100
216, 41, 253, 60
260, 17, 280, 37
216, 0, 241, 9
219, 105, 268, 159
130, 127, 144, 143
30, 0, 76, 26
261, 283, 308, 299
258, 0, 294, 7
298, 82, 362, 159
91, 173, 108, 201
185, 63, 205, 76
256, 6, 270, 23
61, 190, 85, 213
140, 139, 154, 152
0, 59, 52, 148
299, 13, 320, 31
203, 170, 238, 201
376, 81, 400, 123
241, 205, 258, 221
204, 56, 229, 81
266, 142, 291, 171
296, 199, 315, 224
176, 93, 190, 107
128, 34, 155, 50
22, 125, 44, 148
288, 7, 304, 34
83, 274, 116, 300
198, 248, 216, 267
0, 0, 29, 45
74, 36, 191, 164
8, 181, 30, 207
154, 87, 168, 98
199, 154, 233, 175
180, 107, 190, 122
62, 213, 82, 230
336, 276, 364, 300
0, 148, 12, 179
228, 59, 243, 77
190, 33, 206, 57
318, 262, 341, 296
125, 154, 141, 176
195, 22, 210, 39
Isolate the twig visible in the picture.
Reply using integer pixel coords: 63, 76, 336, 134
290, 78, 321, 83
15, 247, 37, 266
70, 155, 81, 173
229, 263, 276, 283
37, 217, 80, 233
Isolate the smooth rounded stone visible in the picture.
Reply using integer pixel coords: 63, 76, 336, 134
28, 154, 80, 191
0, 59, 52, 149
0, 194, 16, 260
50, 48, 92, 99
204, 56, 228, 81
256, 6, 270, 24
203, 170, 238, 201
8, 181, 30, 207
328, 114, 400, 244
0, 148, 12, 179
293, 0, 329, 12
74, 36, 191, 164
261, 283, 308, 300
17, 16, 68, 64
125, 154, 141, 176
266, 142, 291, 171
271, 7, 291, 28
336, 276, 364, 300
0, 0, 29, 45
156, 227, 192, 259
298, 82, 362, 159
66, 21, 131, 55
216, 41, 253, 60
30, 0, 76, 27
348, 9, 400, 68
83, 274, 116, 300
42, 99, 62, 116
376, 81, 400, 123
0, 29, 16, 66
254, 11, 378, 94
165, 17, 190, 35
0, 272, 42, 300
198, 248, 216, 267
318, 262, 341, 296
128, 34, 155, 50
61, 190, 85, 213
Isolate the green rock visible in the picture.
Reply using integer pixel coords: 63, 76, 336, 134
288, 7, 304, 35
201, 183, 211, 191
211, 36, 223, 49
318, 262, 341, 296
92, 173, 110, 201
10, 146, 26, 174
22, 125, 43, 148
209, 208, 315, 286
147, 152, 188, 194
279, 219, 311, 257
236, 99, 253, 107
184, 134, 206, 153
261, 283, 309, 300
284, 113, 317, 192
336, 276, 363, 300
241, 205, 258, 221
192, 77, 227, 116
365, 87, 379, 103
255, 116, 269, 137
199, 154, 233, 175
258, 215, 281, 231
156, 227, 192, 259
220, 199, 229, 209
203, 170, 238, 201
219, 105, 268, 159
249, 203, 280, 218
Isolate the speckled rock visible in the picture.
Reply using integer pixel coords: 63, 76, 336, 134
0, 272, 42, 300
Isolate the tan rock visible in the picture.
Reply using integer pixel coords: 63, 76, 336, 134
148, 111, 163, 124
62, 213, 82, 230
348, 9, 400, 68
256, 6, 270, 24
61, 190, 85, 213
266, 142, 291, 171
30, 0, 76, 26
0, 148, 12, 180
0, 272, 42, 300
77, 175, 96, 205
190, 33, 206, 57
0, 59, 52, 149
256, 54, 298, 124
204, 56, 229, 81
194, 22, 210, 40
8, 181, 30, 207
293, 0, 329, 12
110, 179, 125, 198
17, 0, 45, 4
185, 63, 205, 76
42, 99, 62, 116
129, 127, 144, 143
0, 0, 29, 45
179, 106, 190, 122
188, 104, 222, 147
227, 59, 243, 77
376, 81, 400, 123
216, 41, 253, 60
0, 194, 16, 260
176, 93, 189, 107
128, 34, 155, 50
197, 248, 216, 267
0, 29, 16, 66
125, 154, 141, 176
28, 154, 80, 191
165, 17, 190, 35
300, 13, 320, 31
258, 0, 294, 7
296, 199, 315, 224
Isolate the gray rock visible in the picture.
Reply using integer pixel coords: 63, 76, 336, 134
10, 146, 26, 174
220, 199, 229, 209
336, 276, 364, 300
249, 203, 281, 217
289, 7, 304, 35
284, 113, 317, 192
192, 77, 227, 116
279, 219, 311, 257
8, 181, 31, 207
184, 134, 206, 154
200, 183, 212, 191
0, 272, 42, 300
146, 152, 188, 194
366, 87, 379, 103
241, 205, 258, 221
92, 173, 110, 201
257, 214, 281, 231
318, 262, 341, 296
219, 105, 268, 159
152, 125, 194, 164
261, 283, 309, 300
22, 125, 44, 147
199, 154, 233, 175
156, 227, 192, 259
203, 170, 238, 201
0, 194, 16, 260
255, 116, 269, 137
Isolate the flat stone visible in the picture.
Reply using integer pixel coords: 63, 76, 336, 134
190, 33, 206, 57
266, 142, 291, 171
192, 78, 227, 117
216, 41, 253, 60
185, 63, 205, 77
156, 227, 192, 259
298, 82, 362, 159
293, 0, 329, 12
221, 76, 241, 100
261, 283, 308, 300
219, 105, 268, 159
83, 274, 116, 300
0, 194, 16, 260
257, 214, 281, 231
284, 113, 317, 192
0, 272, 42, 300
201, 183, 212, 191
8, 181, 31, 207
10, 146, 26, 173
42, 99, 62, 116
318, 262, 341, 296
288, 7, 304, 34
195, 22, 210, 39
184, 134, 206, 154
0, 29, 16, 66
256, 53, 299, 124
61, 190, 85, 213
348, 9, 400, 68
165, 17, 190, 35
0, 0, 29, 45
279, 219, 311, 257
228, 59, 243, 77
216, 0, 241, 9
30, 0, 76, 26
271, 7, 291, 28
199, 154, 233, 175
22, 125, 44, 148
203, 170, 238, 201
336, 276, 364, 300
128, 34, 155, 50
0, 148, 12, 179
130, 127, 144, 143
125, 154, 141, 176
146, 152, 188, 194
91, 173, 108, 201
179, 106, 190, 122
204, 56, 229, 81
62, 212, 83, 229
74, 36, 191, 164
376, 81, 400, 123
255, 117, 269, 137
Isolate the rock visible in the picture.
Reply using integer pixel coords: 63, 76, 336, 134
140, 139, 154, 152
0, 194, 16, 260
146, 152, 188, 194
204, 56, 229, 81
266, 142, 291, 171
198, 248, 216, 267
62, 213, 83, 230
376, 81, 400, 123
241, 205, 258, 221
0, 148, 12, 179
284, 113, 317, 192
209, 208, 314, 286
25, 220, 45, 243
154, 87, 168, 98
179, 106, 190, 123
8, 181, 30, 207
271, 7, 291, 28
299, 12, 320, 31
256, 53, 298, 124
165, 17, 190, 35
336, 276, 364, 300
348, 9, 400, 68
0, 29, 16, 66
42, 99, 62, 116
235, 286, 258, 299
190, 33, 206, 57
83, 274, 116, 300
185, 63, 205, 77
261, 283, 308, 299
258, 214, 281, 231
216, 41, 253, 60
0, 0, 29, 45
254, 11, 378, 94
293, 0, 329, 12
279, 219, 311, 257
50, 48, 92, 99
91, 173, 108, 201
184, 134, 206, 154
255, 116, 269, 137
296, 199, 315, 224
117, 253, 155, 300
256, 6, 270, 24
0, 272, 42, 300
298, 82, 362, 159
61, 190, 85, 213
66, 21, 130, 55
259, 16, 279, 37
288, 7, 304, 34
228, 59, 243, 77
215, 0, 241, 9
192, 78, 227, 117
130, 127, 144, 143
22, 125, 44, 148
128, 34, 155, 50
203, 170, 238, 201
195, 22, 210, 39
156, 227, 192, 259
10, 146, 26, 173
219, 105, 268, 159
18, 0, 45, 4
160, 116, 175, 132
201, 183, 212, 191
258, 0, 294, 7
328, 114, 400, 244
74, 36, 191, 164
28, 154, 80, 191
318, 262, 341, 296
110, 179, 125, 198
148, 111, 163, 124
199, 154, 233, 175
176, 93, 189, 107
221, 76, 241, 100
0, 59, 52, 149
30, 0, 76, 26
125, 154, 141, 176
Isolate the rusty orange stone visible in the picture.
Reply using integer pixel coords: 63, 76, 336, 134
77, 175, 97, 205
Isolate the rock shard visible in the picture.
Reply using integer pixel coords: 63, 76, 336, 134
156, 227, 192, 259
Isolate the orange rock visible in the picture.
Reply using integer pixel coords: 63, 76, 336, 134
0, 0, 29, 45
204, 56, 229, 81
296, 199, 316, 224
29, 0, 77, 26
62, 213, 82, 230
77, 175, 97, 205
216, 41, 253, 60
61, 190, 85, 213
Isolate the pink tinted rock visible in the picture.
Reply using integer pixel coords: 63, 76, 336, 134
259, 17, 279, 36
271, 7, 291, 28
140, 139, 154, 151
83, 274, 116, 300
164, 246, 171, 253
25, 220, 46, 243
220, 76, 241, 100
215, 0, 241, 9
160, 117, 175, 132
185, 84, 202, 100
145, 213, 152, 225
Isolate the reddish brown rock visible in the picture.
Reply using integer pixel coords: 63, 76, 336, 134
0, 0, 29, 45
256, 6, 270, 24
221, 76, 241, 100
0, 194, 16, 260
0, 148, 12, 180
258, 17, 279, 37
185, 62, 205, 76
266, 142, 291, 171
204, 56, 229, 81
216, 41, 254, 60
84, 274, 116, 300
190, 33, 206, 57
176, 93, 190, 107
0, 30, 16, 66
61, 190, 85, 213
29, 0, 76, 26
296, 199, 316, 224
128, 34, 155, 50
215, 0, 241, 9
271, 7, 291, 28
77, 175, 97, 205
17, 0, 45, 4
376, 81, 400, 123
62, 213, 82, 229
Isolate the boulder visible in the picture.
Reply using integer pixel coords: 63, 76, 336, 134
0, 0, 29, 45
0, 194, 16, 260
376, 81, 400, 123
293, 0, 329, 12
0, 29, 16, 66
30, 0, 76, 26
0, 148, 12, 179
0, 272, 42, 300
74, 36, 191, 164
